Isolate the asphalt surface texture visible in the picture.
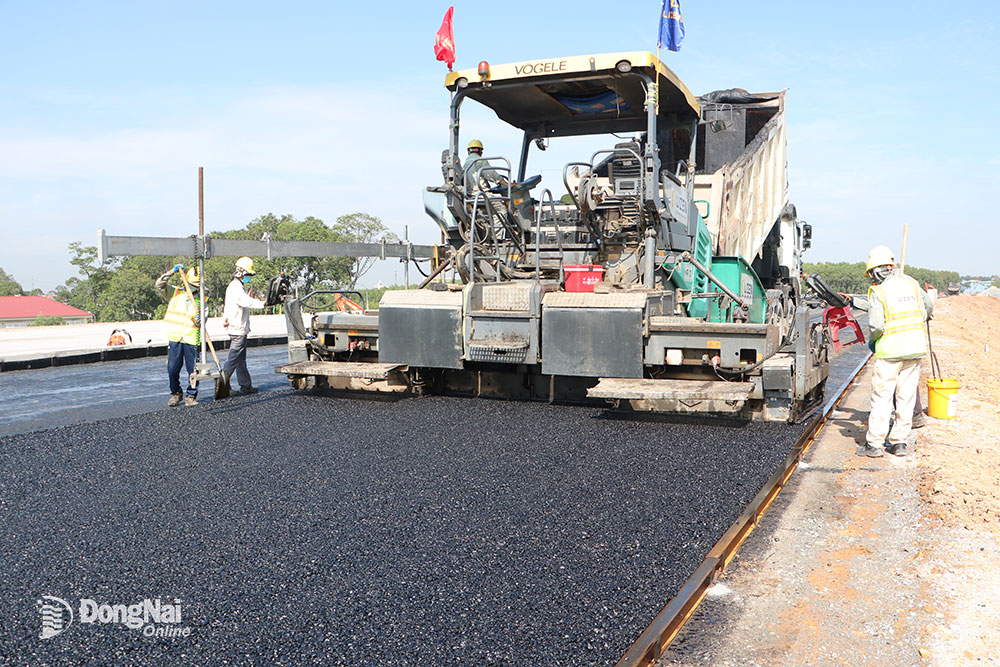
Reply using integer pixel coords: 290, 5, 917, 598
1, 325, 871, 665
1, 386, 807, 664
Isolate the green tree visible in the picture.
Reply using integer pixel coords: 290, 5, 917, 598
330, 212, 399, 288
209, 213, 355, 302
59, 210, 393, 320
50, 284, 73, 304
0, 267, 24, 296
905, 267, 961, 292
357, 284, 409, 309
65, 241, 118, 316
804, 261, 964, 295
32, 315, 65, 326
97, 266, 165, 321
803, 261, 869, 294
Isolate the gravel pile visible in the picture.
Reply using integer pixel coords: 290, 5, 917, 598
1, 392, 804, 664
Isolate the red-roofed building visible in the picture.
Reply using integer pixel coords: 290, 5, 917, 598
0, 296, 94, 327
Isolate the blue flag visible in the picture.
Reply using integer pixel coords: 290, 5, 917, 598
658, 0, 684, 52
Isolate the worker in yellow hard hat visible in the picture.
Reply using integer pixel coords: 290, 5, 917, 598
856, 245, 934, 458
463, 138, 504, 190
222, 257, 266, 395
155, 263, 202, 406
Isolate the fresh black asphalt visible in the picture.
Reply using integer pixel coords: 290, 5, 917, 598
0, 389, 806, 665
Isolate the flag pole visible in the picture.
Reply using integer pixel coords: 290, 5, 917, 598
655, 44, 660, 112
654, 0, 665, 114
900, 223, 909, 272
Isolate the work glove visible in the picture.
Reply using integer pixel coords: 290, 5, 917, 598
193, 315, 201, 328
172, 264, 184, 273
867, 340, 876, 354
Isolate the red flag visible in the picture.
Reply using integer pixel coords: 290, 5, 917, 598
434, 6, 455, 71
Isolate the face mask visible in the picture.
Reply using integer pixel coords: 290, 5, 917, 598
870, 266, 892, 285
242, 276, 252, 285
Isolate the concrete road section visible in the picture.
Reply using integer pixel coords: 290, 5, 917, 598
0, 345, 289, 437
0, 314, 287, 360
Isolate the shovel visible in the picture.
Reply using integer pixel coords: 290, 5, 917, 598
178, 270, 231, 399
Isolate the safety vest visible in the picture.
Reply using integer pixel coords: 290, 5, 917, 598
868, 274, 926, 360
163, 287, 201, 346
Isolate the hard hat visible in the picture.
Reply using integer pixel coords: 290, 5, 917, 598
235, 256, 256, 275
185, 267, 201, 287
865, 245, 895, 275
467, 139, 483, 151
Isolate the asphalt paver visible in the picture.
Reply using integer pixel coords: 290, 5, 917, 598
0, 391, 806, 664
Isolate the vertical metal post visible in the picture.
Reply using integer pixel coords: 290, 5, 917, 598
643, 73, 660, 200
534, 200, 541, 286
644, 227, 657, 288
198, 167, 207, 365
900, 223, 909, 272
793, 306, 809, 400
404, 225, 409, 289
518, 132, 531, 182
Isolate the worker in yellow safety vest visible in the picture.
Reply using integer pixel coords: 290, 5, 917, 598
156, 264, 202, 407
857, 245, 933, 458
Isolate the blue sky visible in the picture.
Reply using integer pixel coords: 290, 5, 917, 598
2, 0, 997, 290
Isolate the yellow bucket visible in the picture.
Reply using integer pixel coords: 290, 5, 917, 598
927, 378, 959, 419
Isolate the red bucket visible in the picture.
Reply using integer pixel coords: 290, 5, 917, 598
564, 265, 604, 292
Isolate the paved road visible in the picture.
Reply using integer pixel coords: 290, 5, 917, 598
0, 345, 289, 437
0, 334, 870, 664
1, 388, 805, 665
0, 315, 287, 359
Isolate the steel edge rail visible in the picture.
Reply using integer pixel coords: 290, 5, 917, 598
616, 350, 874, 666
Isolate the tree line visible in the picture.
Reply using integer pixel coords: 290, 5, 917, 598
803, 262, 963, 295
1, 212, 396, 323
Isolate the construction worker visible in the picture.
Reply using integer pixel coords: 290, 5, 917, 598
222, 257, 266, 395
856, 246, 934, 457
464, 138, 485, 174
840, 287, 928, 429
156, 264, 202, 407
463, 139, 504, 189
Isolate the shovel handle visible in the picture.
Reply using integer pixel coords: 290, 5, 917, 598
178, 270, 223, 372
925, 319, 943, 379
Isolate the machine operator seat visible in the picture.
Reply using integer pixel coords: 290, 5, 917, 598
508, 174, 542, 231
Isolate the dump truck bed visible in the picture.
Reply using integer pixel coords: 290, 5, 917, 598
694, 91, 790, 265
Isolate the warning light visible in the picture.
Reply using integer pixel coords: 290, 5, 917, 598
478, 61, 490, 79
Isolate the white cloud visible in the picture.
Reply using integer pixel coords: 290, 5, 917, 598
0, 83, 451, 289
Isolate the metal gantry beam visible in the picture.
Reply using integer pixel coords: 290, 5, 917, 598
97, 229, 437, 264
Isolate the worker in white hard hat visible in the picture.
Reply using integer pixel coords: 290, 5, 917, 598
156, 264, 202, 407
840, 268, 930, 430
222, 257, 267, 395
856, 245, 934, 457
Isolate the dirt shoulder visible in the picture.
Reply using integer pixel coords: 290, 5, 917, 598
914, 294, 1000, 664
660, 294, 1000, 666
